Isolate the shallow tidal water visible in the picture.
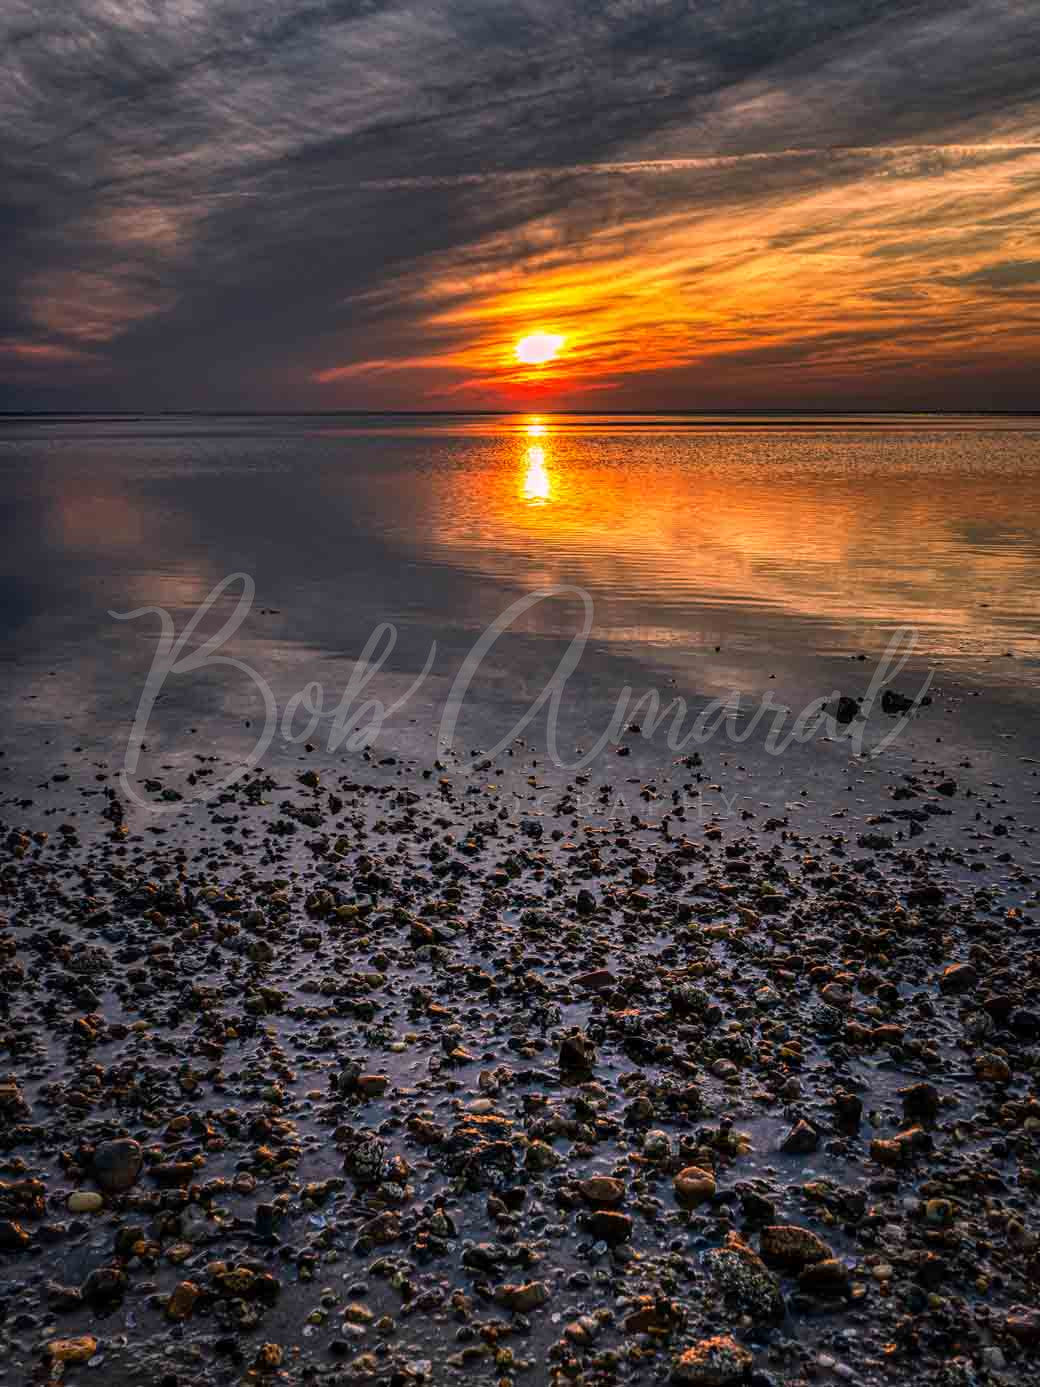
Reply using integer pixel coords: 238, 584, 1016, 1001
1, 411, 1039, 799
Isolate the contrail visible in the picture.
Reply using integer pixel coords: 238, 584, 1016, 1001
361, 143, 1040, 191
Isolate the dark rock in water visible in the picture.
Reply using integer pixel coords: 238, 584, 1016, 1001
672, 1336, 753, 1385
870, 1125, 931, 1167
939, 962, 977, 994
798, 1258, 851, 1295
760, 1224, 832, 1269
906, 882, 944, 908
899, 1082, 940, 1123
255, 1203, 280, 1242
739, 1189, 776, 1226
706, 1232, 785, 1322
834, 1091, 863, 1130
575, 888, 597, 915
835, 696, 859, 725
1005, 1307, 1040, 1346
881, 689, 915, 715
0, 1219, 30, 1250
1010, 1008, 1040, 1038
92, 1138, 142, 1194
559, 1029, 597, 1072
573, 969, 616, 993
81, 1264, 127, 1308
579, 1176, 625, 1207
586, 1209, 632, 1244
150, 1161, 195, 1187
779, 1119, 819, 1154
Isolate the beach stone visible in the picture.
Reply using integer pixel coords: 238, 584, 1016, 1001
494, 1281, 550, 1312
82, 1265, 127, 1307
573, 969, 616, 993
779, 1119, 819, 1154
870, 1125, 930, 1168
834, 1091, 863, 1128
672, 1335, 753, 1384
1005, 1307, 1040, 1345
587, 1209, 632, 1244
579, 1176, 625, 1207
167, 1280, 202, 1321
67, 1191, 103, 1214
820, 982, 852, 1008
939, 963, 977, 994
47, 1337, 97, 1363
643, 1128, 671, 1159
798, 1258, 851, 1295
525, 1139, 560, 1172
975, 1053, 1011, 1083
92, 1137, 142, 1193
356, 1074, 390, 1097
0, 1219, 29, 1250
760, 1224, 833, 1269
900, 1082, 940, 1122
835, 696, 859, 724
673, 1165, 717, 1206
924, 1199, 955, 1228
706, 1232, 784, 1321
559, 1030, 597, 1071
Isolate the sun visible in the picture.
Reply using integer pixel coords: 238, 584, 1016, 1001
515, 332, 564, 365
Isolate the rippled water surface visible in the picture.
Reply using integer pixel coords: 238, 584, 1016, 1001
2, 412, 1039, 768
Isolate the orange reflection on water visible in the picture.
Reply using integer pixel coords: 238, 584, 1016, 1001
416, 415, 1040, 657
521, 444, 552, 505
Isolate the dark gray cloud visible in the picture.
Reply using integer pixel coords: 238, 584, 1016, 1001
2, 0, 1040, 408
941, 257, 1040, 288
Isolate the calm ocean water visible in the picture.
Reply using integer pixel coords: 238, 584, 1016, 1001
2, 412, 1039, 789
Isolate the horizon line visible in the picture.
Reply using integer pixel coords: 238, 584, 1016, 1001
3, 408, 1040, 419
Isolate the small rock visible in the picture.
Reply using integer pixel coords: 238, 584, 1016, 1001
760, 1224, 833, 1269
0, 1219, 29, 1250
706, 1232, 784, 1322
255, 1342, 284, 1369
673, 1166, 717, 1206
798, 1258, 851, 1295
1006, 1307, 1040, 1346
356, 1074, 390, 1097
939, 962, 977, 994
579, 1176, 625, 1207
559, 1030, 597, 1072
67, 1191, 104, 1214
899, 1082, 940, 1122
587, 1209, 632, 1244
779, 1119, 819, 1154
672, 1335, 753, 1385
47, 1337, 98, 1363
167, 1280, 202, 1321
93, 1137, 142, 1194
494, 1281, 550, 1313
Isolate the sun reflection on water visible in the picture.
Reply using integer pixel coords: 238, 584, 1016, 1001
520, 417, 552, 504
521, 444, 551, 504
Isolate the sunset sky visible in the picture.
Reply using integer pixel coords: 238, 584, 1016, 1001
3, 0, 1040, 412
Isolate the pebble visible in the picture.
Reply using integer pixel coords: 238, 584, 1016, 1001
672, 1335, 753, 1384
67, 1191, 104, 1214
92, 1138, 143, 1194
